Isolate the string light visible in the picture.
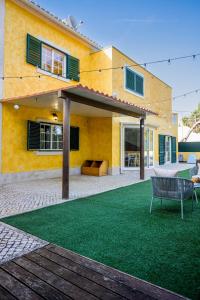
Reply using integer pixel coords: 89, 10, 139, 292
79, 51, 200, 74
0, 51, 199, 79
147, 88, 200, 106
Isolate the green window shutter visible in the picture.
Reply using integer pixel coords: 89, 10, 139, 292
26, 34, 41, 67
135, 74, 144, 95
171, 137, 177, 163
70, 127, 79, 150
27, 121, 40, 150
125, 67, 135, 91
159, 135, 165, 165
66, 55, 80, 81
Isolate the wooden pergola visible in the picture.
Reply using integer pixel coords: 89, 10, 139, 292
2, 84, 157, 200
58, 85, 157, 199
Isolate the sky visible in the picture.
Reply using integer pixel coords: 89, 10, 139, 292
37, 0, 200, 119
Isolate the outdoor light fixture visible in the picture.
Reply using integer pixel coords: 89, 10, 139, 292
52, 112, 58, 121
14, 104, 20, 110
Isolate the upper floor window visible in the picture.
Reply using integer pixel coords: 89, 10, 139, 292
42, 45, 66, 76
26, 34, 80, 81
125, 67, 144, 97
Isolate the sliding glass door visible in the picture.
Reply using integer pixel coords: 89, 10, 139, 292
121, 125, 154, 170
145, 128, 154, 167
123, 126, 140, 168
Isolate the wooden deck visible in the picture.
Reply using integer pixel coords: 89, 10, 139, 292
0, 244, 188, 300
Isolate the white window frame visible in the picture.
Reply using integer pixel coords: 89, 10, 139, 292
40, 122, 63, 151
41, 44, 66, 78
165, 135, 171, 164
124, 66, 145, 98
120, 123, 154, 171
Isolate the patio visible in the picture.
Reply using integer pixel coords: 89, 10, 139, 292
2, 167, 199, 299
0, 163, 191, 218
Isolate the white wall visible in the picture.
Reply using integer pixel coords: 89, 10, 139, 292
0, 0, 5, 172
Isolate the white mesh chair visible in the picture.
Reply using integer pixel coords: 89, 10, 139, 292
151, 177, 194, 219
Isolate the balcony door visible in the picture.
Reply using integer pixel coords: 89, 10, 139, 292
121, 125, 154, 170
165, 136, 171, 163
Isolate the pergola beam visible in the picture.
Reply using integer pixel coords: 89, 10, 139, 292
59, 90, 144, 118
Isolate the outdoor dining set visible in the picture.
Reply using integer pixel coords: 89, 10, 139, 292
150, 164, 200, 219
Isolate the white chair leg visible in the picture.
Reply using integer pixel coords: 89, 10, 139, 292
181, 200, 184, 220
150, 197, 153, 214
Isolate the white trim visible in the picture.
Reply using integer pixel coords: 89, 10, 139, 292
38, 36, 70, 55
165, 135, 172, 164
41, 44, 66, 77
120, 122, 155, 171
35, 151, 62, 156
124, 65, 145, 99
0, 0, 5, 100
0, 0, 5, 173
37, 67, 70, 83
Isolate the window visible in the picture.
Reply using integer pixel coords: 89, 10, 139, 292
125, 67, 144, 96
27, 121, 79, 151
26, 34, 80, 81
42, 45, 66, 77
40, 123, 63, 150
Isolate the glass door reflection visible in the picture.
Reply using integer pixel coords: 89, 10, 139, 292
122, 126, 154, 169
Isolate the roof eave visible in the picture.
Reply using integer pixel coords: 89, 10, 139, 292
13, 0, 102, 51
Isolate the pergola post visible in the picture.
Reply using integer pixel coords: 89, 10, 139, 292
140, 117, 145, 180
62, 97, 71, 199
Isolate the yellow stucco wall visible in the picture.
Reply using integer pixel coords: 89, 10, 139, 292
88, 117, 112, 166
3, 0, 113, 100
2, 0, 114, 174
111, 47, 177, 166
2, 103, 93, 173
179, 152, 200, 162
2, 103, 113, 174
1, 0, 178, 175
3, 0, 91, 100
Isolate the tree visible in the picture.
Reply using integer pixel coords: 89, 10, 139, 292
182, 103, 200, 134
181, 103, 200, 142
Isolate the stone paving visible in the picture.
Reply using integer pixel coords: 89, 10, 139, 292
0, 222, 47, 265
0, 163, 191, 219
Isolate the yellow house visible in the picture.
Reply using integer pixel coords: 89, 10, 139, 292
0, 0, 178, 191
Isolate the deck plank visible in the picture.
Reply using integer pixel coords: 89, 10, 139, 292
0, 285, 17, 300
0, 268, 43, 300
45, 244, 188, 300
36, 247, 142, 300
0, 244, 189, 300
26, 251, 127, 300
14, 256, 99, 300
1, 261, 70, 300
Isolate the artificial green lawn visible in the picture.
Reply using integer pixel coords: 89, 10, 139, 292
2, 169, 200, 299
